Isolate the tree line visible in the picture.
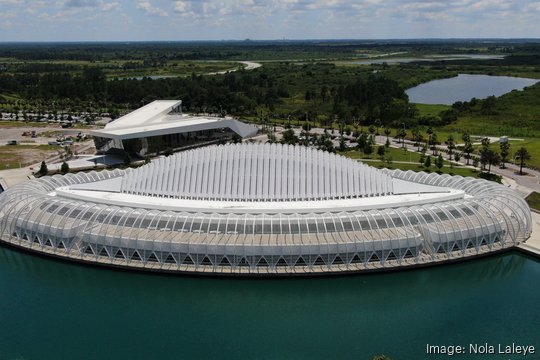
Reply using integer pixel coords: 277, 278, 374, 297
0, 64, 416, 126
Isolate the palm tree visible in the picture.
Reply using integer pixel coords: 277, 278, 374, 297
397, 128, 406, 148
384, 127, 391, 141
485, 150, 500, 174
463, 141, 474, 165
436, 154, 444, 172
500, 142, 510, 168
417, 133, 424, 152
447, 134, 455, 160
461, 132, 470, 144
411, 128, 420, 150
426, 127, 433, 147
256, 105, 269, 131
374, 119, 381, 135
515, 147, 531, 175
431, 132, 438, 155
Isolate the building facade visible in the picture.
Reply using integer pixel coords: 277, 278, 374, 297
91, 100, 258, 156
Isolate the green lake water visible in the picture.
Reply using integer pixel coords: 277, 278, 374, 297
0, 247, 539, 360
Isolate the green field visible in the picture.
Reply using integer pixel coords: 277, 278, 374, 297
0, 93, 22, 102
414, 103, 452, 117
369, 162, 479, 178
105, 61, 240, 78
0, 120, 50, 128
525, 192, 540, 211
0, 144, 62, 169
441, 83, 540, 138
340, 147, 479, 178
341, 147, 423, 162
0, 59, 240, 79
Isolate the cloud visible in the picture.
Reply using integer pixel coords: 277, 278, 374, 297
1, 0, 540, 40
65, 0, 98, 7
137, 0, 168, 16
101, 1, 119, 11
173, 0, 190, 13
63, 0, 119, 11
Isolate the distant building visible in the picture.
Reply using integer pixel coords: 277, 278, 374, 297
91, 100, 257, 156
500, 136, 509, 144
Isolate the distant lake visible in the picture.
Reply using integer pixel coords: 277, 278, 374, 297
120, 75, 178, 80
406, 74, 539, 105
347, 54, 505, 65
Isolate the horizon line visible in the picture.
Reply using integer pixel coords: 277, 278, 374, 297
1, 37, 540, 44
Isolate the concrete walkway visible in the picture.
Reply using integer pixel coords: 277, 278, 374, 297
518, 211, 540, 256
0, 154, 123, 189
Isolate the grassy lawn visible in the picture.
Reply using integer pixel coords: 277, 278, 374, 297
469, 137, 540, 169
390, 126, 540, 171
525, 192, 540, 211
363, 160, 479, 177
0, 146, 28, 170
510, 138, 540, 169
343, 145, 465, 164
341, 147, 423, 162
0, 144, 60, 150
0, 159, 20, 169
0, 120, 50, 128
340, 149, 480, 178
0, 93, 23, 102
414, 103, 451, 117
445, 114, 540, 138
441, 83, 540, 138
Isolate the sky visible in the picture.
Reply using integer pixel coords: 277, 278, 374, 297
0, 0, 540, 41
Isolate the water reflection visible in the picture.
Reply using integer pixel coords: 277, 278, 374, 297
406, 74, 538, 105
0, 246, 538, 360
0, 246, 531, 309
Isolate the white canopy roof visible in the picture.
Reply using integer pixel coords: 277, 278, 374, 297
91, 100, 258, 140
55, 143, 461, 213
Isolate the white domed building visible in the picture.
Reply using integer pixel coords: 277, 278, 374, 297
0, 143, 531, 275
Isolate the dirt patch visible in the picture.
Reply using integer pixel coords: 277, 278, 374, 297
0, 145, 62, 169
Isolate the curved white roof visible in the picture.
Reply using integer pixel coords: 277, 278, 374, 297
120, 143, 394, 201
55, 143, 462, 213
90, 100, 258, 140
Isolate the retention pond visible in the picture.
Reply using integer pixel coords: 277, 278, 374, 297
406, 74, 539, 105
0, 247, 538, 360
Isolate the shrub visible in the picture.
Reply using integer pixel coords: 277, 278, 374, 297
38, 161, 48, 176
60, 162, 69, 174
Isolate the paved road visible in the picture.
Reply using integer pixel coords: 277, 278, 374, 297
208, 61, 262, 75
